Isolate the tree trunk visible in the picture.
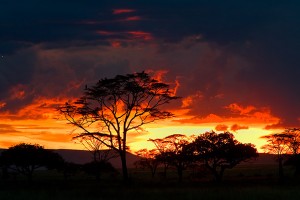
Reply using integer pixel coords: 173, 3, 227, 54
211, 167, 224, 183
151, 165, 157, 178
206, 163, 223, 183
120, 150, 129, 183
278, 157, 284, 183
214, 171, 222, 183
163, 163, 168, 178
150, 166, 155, 178
217, 167, 225, 183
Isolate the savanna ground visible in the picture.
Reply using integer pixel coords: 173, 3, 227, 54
1, 162, 300, 200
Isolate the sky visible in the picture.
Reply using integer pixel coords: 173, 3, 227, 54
0, 0, 299, 152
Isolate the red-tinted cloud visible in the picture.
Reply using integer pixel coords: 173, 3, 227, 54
127, 31, 153, 41
0, 102, 6, 108
96, 31, 116, 36
215, 124, 228, 131
96, 30, 153, 41
110, 41, 122, 48
113, 9, 135, 15
123, 16, 142, 21
226, 103, 255, 115
9, 84, 27, 100
230, 124, 249, 132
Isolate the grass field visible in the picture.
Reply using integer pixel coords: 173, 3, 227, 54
0, 162, 299, 200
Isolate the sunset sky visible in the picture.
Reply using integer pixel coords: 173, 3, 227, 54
0, 1, 299, 152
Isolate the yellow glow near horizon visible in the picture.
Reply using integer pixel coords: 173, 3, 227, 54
0, 116, 279, 153
128, 124, 277, 153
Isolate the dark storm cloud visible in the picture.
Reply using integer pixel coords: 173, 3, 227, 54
0, 0, 281, 52
0, 49, 36, 96
0, 0, 114, 54
1, 1, 298, 51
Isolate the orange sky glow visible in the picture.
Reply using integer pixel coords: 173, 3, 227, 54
0, 92, 283, 153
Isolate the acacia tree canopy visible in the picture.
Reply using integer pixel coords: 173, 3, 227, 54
59, 71, 179, 181
150, 134, 195, 182
191, 131, 258, 182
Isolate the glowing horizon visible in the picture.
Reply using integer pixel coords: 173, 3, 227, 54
0, 106, 282, 153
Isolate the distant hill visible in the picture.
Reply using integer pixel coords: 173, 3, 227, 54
53, 149, 140, 169
238, 153, 277, 166
251, 153, 277, 165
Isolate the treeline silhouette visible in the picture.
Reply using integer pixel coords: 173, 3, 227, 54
0, 143, 117, 182
0, 128, 299, 185
138, 131, 257, 182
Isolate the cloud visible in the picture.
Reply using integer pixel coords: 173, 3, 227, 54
33, 132, 73, 143
0, 124, 20, 134
226, 103, 256, 115
215, 124, 228, 131
123, 16, 142, 22
127, 31, 153, 41
112, 9, 136, 15
9, 84, 27, 100
230, 124, 249, 132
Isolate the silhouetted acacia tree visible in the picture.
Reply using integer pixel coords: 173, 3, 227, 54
0, 143, 64, 181
191, 131, 258, 182
261, 133, 291, 182
59, 72, 179, 182
151, 134, 194, 182
135, 148, 160, 178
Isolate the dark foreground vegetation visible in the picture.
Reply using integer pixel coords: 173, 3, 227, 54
1, 161, 300, 200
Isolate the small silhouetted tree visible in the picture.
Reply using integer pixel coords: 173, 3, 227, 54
0, 143, 64, 182
191, 131, 258, 182
135, 148, 160, 178
261, 133, 291, 182
151, 134, 194, 182
59, 72, 179, 182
